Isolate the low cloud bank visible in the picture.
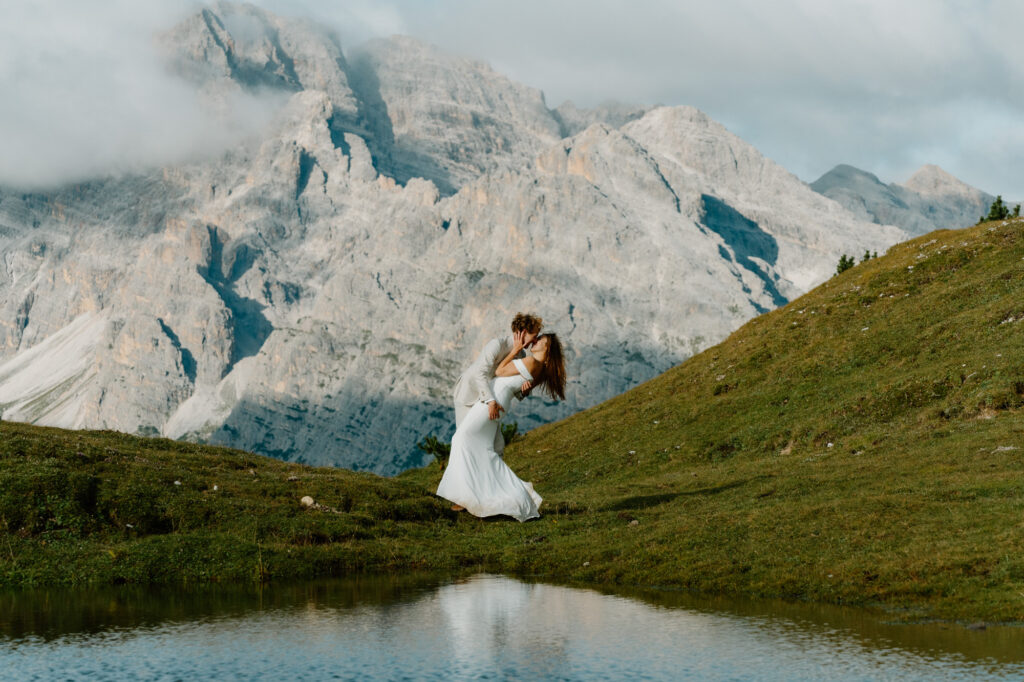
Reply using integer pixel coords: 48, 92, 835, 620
2, 0, 1021, 197
0, 1, 285, 189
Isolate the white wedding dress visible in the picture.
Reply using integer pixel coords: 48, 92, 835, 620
437, 359, 542, 522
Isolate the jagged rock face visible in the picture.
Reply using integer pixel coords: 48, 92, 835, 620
346, 36, 565, 194
810, 163, 994, 236
552, 100, 651, 138
161, 1, 362, 126
1, 4, 909, 474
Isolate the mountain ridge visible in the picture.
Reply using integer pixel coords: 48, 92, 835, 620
0, 3, 947, 474
810, 162, 995, 236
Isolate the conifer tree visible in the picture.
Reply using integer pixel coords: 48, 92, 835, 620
836, 254, 855, 275
986, 196, 1009, 221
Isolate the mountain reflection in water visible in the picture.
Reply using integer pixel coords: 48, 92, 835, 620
2, 574, 1023, 680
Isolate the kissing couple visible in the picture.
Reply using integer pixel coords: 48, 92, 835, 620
436, 313, 566, 522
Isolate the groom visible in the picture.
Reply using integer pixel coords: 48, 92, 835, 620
453, 312, 543, 455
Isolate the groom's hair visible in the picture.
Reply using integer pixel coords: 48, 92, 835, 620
511, 312, 543, 334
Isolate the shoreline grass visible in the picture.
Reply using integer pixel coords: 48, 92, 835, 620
3, 218, 1024, 624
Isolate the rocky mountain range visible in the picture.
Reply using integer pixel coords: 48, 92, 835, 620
0, 2, 981, 474
810, 163, 995, 236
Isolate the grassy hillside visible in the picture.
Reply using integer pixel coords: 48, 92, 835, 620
3, 218, 1024, 622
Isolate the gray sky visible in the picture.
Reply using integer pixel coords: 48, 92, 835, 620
2, 0, 1021, 198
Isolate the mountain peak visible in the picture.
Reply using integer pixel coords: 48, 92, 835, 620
810, 164, 884, 191
809, 162, 994, 236
901, 164, 985, 199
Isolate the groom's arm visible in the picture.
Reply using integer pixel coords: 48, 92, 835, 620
472, 337, 502, 407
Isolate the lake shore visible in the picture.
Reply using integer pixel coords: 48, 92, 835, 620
0, 414, 1019, 625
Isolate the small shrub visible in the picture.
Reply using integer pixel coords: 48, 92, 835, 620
836, 254, 855, 275
501, 421, 519, 445
416, 435, 451, 469
418, 421, 519, 469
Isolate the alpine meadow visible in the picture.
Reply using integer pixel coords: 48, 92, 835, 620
4, 216, 1024, 623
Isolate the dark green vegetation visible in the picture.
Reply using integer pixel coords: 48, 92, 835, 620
3, 219, 1024, 622
980, 195, 1020, 223
835, 253, 856, 275
836, 250, 877, 275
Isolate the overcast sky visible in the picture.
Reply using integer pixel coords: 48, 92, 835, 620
2, 0, 1021, 197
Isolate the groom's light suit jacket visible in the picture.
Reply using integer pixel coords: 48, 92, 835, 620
452, 334, 523, 454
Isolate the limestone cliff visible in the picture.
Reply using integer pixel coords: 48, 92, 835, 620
0, 4, 909, 473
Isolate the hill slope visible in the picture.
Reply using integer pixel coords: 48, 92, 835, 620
477, 215, 1024, 620
3, 218, 1024, 622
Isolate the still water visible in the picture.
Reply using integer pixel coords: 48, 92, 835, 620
2, 574, 1023, 681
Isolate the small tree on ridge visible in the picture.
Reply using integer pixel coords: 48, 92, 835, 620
836, 254, 855, 275
987, 196, 1009, 221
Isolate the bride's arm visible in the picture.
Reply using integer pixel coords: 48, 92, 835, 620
496, 355, 539, 379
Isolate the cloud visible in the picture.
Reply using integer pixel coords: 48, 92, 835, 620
323, 0, 1023, 197
258, 0, 408, 43
2, 0, 1021, 198
0, 0, 284, 189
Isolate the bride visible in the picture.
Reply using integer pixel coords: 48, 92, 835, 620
437, 332, 566, 522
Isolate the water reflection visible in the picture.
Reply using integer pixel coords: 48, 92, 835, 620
0, 573, 445, 641
1, 575, 1022, 681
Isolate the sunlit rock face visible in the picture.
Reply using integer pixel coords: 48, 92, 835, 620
810, 163, 994, 236
346, 36, 566, 195
0, 3, 908, 474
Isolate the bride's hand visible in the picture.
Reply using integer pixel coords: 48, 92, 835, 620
520, 380, 532, 396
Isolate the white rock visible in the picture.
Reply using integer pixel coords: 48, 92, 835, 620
0, 4, 971, 476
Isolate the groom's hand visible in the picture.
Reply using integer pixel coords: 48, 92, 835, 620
488, 400, 503, 420
512, 330, 526, 350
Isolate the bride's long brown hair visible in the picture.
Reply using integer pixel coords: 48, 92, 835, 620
534, 333, 566, 401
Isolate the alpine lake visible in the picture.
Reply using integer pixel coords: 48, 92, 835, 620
2, 574, 1023, 680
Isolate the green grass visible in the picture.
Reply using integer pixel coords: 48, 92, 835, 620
4, 218, 1024, 622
